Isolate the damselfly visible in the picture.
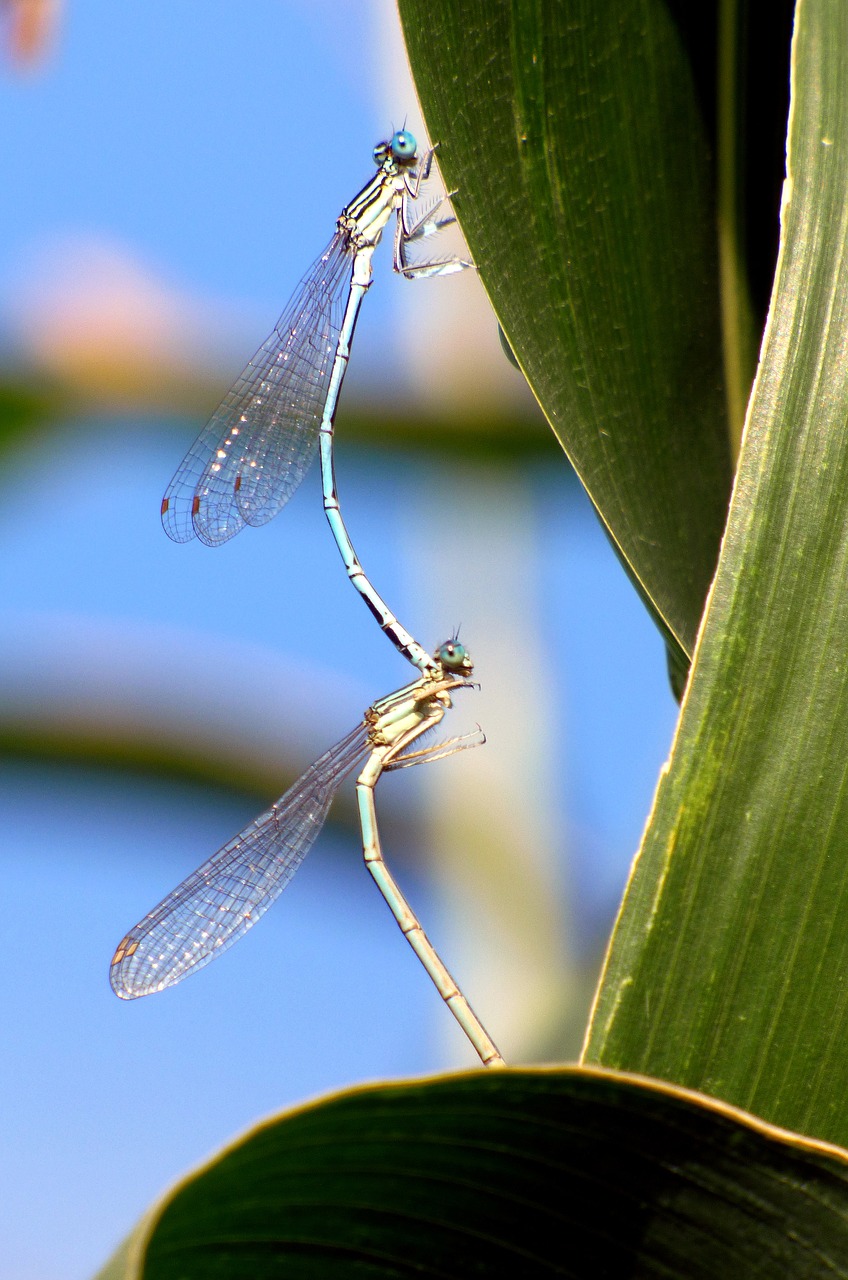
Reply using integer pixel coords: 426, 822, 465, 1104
110, 639, 504, 1069
162, 130, 472, 675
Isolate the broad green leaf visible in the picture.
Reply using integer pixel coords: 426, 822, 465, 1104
398, 0, 733, 661
584, 0, 848, 1147
95, 1068, 848, 1279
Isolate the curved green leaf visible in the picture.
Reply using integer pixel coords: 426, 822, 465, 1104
584, 0, 848, 1147
399, 0, 733, 660
95, 1068, 848, 1278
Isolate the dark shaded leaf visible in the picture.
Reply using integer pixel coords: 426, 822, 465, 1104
399, 0, 733, 663
96, 1068, 848, 1278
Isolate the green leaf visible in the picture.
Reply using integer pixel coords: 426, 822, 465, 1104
398, 0, 733, 661
583, 0, 848, 1146
94, 1068, 848, 1278
717, 0, 762, 451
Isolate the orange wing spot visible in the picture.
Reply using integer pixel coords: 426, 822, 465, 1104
161, 497, 170, 516
191, 496, 201, 516
234, 474, 242, 493
112, 937, 139, 964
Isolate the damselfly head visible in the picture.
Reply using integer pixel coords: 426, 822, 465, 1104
435, 638, 473, 676
374, 129, 418, 168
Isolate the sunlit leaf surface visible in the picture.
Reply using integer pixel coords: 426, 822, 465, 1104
584, 0, 848, 1148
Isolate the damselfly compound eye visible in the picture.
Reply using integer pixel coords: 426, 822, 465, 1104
390, 129, 417, 161
436, 640, 472, 673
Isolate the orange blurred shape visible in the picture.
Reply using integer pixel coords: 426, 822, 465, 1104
3, 0, 61, 68
12, 237, 244, 411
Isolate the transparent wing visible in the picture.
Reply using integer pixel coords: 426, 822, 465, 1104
110, 721, 370, 998
161, 231, 354, 546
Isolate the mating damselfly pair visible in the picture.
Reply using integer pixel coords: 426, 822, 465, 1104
111, 130, 504, 1067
